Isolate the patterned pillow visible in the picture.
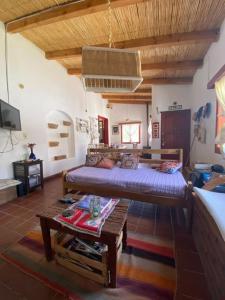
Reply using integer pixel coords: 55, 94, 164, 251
85, 154, 102, 167
120, 155, 139, 169
159, 161, 182, 174
96, 158, 115, 169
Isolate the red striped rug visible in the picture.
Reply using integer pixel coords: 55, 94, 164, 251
1, 228, 176, 300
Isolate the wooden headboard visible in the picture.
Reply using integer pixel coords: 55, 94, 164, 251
88, 148, 183, 166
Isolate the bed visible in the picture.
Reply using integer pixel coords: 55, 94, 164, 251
62, 148, 193, 227
192, 188, 225, 300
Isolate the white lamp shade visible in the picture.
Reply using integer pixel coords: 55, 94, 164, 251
81, 46, 143, 93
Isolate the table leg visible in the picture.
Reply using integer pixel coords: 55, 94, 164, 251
40, 218, 53, 261
122, 220, 127, 249
108, 238, 117, 288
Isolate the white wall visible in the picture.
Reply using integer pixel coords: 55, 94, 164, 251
0, 23, 109, 179
150, 18, 225, 166
190, 19, 225, 166
151, 85, 192, 149
109, 103, 148, 148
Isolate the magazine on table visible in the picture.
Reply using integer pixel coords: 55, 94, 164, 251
76, 195, 112, 214
54, 198, 119, 237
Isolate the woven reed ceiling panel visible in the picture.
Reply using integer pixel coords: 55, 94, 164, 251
0, 0, 225, 81
0, 0, 72, 23
19, 0, 225, 51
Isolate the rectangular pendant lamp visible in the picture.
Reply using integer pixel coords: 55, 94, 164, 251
81, 46, 143, 93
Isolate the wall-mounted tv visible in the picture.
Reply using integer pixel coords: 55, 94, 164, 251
0, 99, 21, 131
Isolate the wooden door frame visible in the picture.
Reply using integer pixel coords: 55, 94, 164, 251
98, 115, 109, 145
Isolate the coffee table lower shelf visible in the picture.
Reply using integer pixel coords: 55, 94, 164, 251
54, 231, 123, 286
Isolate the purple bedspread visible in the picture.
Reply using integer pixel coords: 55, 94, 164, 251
67, 164, 187, 197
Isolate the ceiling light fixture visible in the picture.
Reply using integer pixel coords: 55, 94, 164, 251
81, 0, 143, 93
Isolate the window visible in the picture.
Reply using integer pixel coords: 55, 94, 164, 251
121, 122, 141, 144
215, 102, 225, 153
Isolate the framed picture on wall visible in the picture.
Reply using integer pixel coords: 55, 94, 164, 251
152, 122, 159, 139
112, 125, 119, 135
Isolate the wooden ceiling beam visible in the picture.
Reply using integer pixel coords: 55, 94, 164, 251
67, 59, 203, 76
102, 95, 151, 100
109, 100, 151, 105
135, 87, 152, 93
67, 68, 81, 75
142, 60, 203, 71
6, 0, 148, 33
142, 77, 193, 85
46, 30, 219, 60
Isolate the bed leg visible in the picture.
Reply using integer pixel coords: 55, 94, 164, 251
186, 181, 194, 232
62, 171, 68, 195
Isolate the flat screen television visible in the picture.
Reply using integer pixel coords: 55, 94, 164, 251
0, 99, 21, 131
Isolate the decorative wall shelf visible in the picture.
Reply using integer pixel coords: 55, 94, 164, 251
63, 120, 71, 126
60, 133, 69, 138
49, 141, 59, 147
48, 123, 58, 129
47, 110, 75, 162
54, 155, 67, 161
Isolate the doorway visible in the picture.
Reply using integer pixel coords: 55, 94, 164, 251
98, 116, 109, 145
161, 110, 191, 165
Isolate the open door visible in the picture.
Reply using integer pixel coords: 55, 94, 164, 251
98, 116, 109, 145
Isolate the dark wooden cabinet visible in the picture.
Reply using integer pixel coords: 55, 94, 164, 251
13, 160, 43, 195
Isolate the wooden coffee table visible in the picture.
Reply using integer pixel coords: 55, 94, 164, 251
37, 195, 129, 288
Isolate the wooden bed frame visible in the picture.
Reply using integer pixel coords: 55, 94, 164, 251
192, 193, 225, 300
62, 148, 193, 227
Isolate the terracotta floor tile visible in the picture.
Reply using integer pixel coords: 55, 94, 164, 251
0, 213, 12, 225
0, 176, 211, 300
14, 219, 38, 235
0, 263, 57, 300
0, 230, 22, 252
53, 293, 70, 300
0, 281, 24, 300
3, 216, 25, 230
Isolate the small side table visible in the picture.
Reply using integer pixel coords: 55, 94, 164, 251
13, 160, 43, 196
37, 196, 129, 288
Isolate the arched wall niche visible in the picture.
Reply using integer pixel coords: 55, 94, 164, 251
46, 110, 75, 161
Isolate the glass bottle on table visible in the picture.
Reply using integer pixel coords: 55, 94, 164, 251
90, 196, 101, 218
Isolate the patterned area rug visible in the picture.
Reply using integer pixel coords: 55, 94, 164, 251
1, 225, 175, 300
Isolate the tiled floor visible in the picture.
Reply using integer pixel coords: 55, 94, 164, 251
0, 177, 211, 300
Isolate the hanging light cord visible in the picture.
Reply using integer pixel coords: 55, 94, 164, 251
108, 0, 112, 48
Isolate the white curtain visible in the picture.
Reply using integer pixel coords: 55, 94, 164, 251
215, 76, 225, 154
215, 76, 225, 113
148, 117, 152, 146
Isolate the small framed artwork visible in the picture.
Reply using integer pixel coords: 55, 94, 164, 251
112, 125, 119, 135
152, 122, 159, 139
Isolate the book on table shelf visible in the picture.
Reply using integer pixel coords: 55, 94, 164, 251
63, 236, 107, 262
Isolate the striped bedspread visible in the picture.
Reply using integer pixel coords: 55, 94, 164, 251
67, 165, 187, 197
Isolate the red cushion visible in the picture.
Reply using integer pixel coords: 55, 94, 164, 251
96, 158, 115, 169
